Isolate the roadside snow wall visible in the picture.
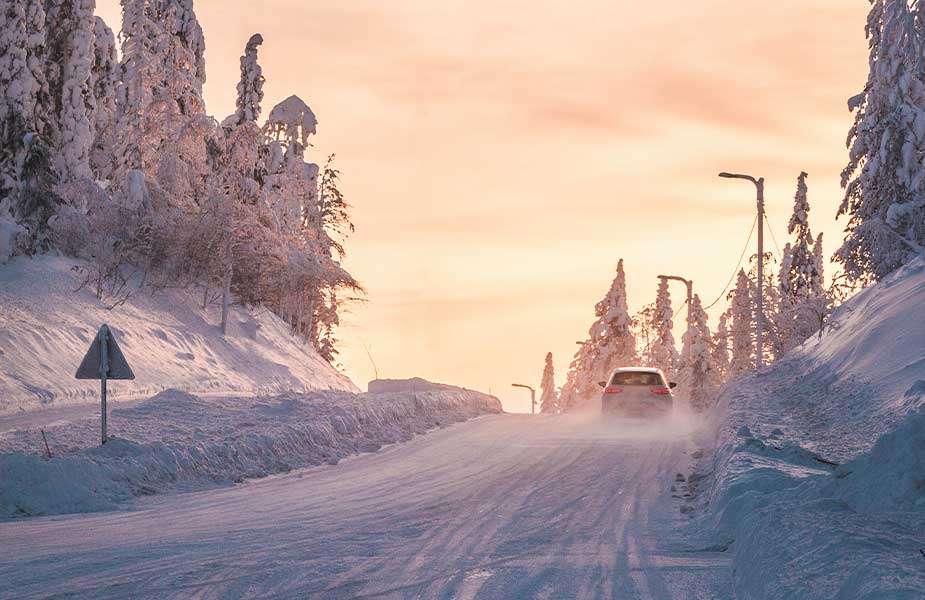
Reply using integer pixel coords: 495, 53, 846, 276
0, 255, 356, 414
697, 258, 925, 599
0, 387, 503, 518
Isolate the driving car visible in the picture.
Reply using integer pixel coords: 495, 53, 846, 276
598, 367, 676, 417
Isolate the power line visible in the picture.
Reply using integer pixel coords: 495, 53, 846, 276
704, 214, 758, 311
763, 208, 782, 258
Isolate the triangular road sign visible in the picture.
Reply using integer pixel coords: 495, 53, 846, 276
75, 324, 135, 380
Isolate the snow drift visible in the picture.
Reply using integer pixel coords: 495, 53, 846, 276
0, 386, 502, 518
0, 255, 356, 415
697, 258, 925, 599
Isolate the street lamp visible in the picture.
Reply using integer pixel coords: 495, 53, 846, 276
511, 383, 537, 414
657, 274, 693, 331
719, 172, 765, 369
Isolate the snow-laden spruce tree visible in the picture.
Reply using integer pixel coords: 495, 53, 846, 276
89, 16, 118, 179
645, 277, 678, 378
777, 172, 826, 353
539, 352, 558, 413
728, 269, 754, 376
233, 33, 264, 125
558, 339, 595, 412
0, 0, 39, 197
54, 0, 96, 181
678, 295, 718, 412
587, 259, 637, 383
839, 0, 925, 282
712, 312, 730, 382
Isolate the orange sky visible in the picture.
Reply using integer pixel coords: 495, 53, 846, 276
97, 1, 870, 412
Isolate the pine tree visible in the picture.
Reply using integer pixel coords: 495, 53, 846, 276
89, 16, 118, 179
786, 172, 821, 299
587, 259, 636, 384
728, 269, 754, 376
54, 0, 96, 181
678, 295, 717, 412
0, 0, 39, 197
232, 33, 264, 126
712, 312, 730, 381
646, 277, 678, 378
539, 352, 558, 413
779, 172, 826, 353
839, 0, 925, 282
558, 339, 592, 412
812, 232, 825, 296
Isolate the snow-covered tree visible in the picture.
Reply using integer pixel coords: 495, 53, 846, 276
89, 16, 118, 179
728, 269, 754, 376
0, 0, 39, 197
678, 295, 718, 412
558, 339, 593, 412
54, 0, 96, 181
778, 172, 826, 354
839, 0, 925, 282
812, 232, 825, 296
587, 259, 636, 383
539, 352, 558, 413
785, 172, 822, 299
712, 312, 730, 381
645, 277, 678, 378
232, 33, 264, 126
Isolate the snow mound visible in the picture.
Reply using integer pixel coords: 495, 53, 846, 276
0, 387, 502, 518
817, 405, 925, 514
367, 377, 462, 394
0, 255, 356, 414
696, 257, 925, 599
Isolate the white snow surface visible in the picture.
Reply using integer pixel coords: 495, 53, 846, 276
0, 255, 356, 414
0, 413, 731, 599
0, 386, 502, 518
696, 258, 925, 599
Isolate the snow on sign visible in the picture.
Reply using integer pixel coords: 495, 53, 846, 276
75, 324, 135, 445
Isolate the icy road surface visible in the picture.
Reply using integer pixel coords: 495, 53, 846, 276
0, 413, 731, 599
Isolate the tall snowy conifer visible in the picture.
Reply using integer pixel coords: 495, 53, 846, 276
646, 277, 678, 378
839, 0, 925, 282
712, 313, 730, 382
587, 259, 636, 384
56, 0, 96, 180
0, 0, 38, 195
678, 295, 717, 412
539, 352, 558, 413
89, 16, 118, 179
728, 269, 754, 375
233, 33, 264, 125
785, 172, 820, 298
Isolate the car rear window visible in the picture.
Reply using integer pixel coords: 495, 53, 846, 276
609, 371, 665, 386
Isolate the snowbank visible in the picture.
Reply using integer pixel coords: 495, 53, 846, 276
0, 255, 356, 414
0, 386, 502, 518
696, 258, 925, 599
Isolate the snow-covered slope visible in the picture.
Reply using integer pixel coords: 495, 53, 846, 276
696, 258, 925, 599
0, 255, 356, 414
0, 386, 503, 518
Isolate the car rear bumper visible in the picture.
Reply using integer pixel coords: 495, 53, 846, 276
601, 395, 672, 416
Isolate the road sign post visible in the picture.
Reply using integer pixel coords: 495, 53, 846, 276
75, 324, 135, 445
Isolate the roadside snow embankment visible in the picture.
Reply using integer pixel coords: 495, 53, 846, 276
0, 385, 502, 518
698, 259, 925, 599
0, 255, 356, 415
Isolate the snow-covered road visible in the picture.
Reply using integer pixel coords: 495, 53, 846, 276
0, 413, 731, 599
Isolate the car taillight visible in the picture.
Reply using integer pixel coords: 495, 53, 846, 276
650, 387, 671, 395
603, 387, 623, 394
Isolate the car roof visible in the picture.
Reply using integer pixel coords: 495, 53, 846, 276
610, 367, 663, 375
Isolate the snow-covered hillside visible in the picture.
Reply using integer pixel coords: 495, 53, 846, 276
695, 258, 925, 599
0, 255, 356, 415
0, 385, 502, 519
